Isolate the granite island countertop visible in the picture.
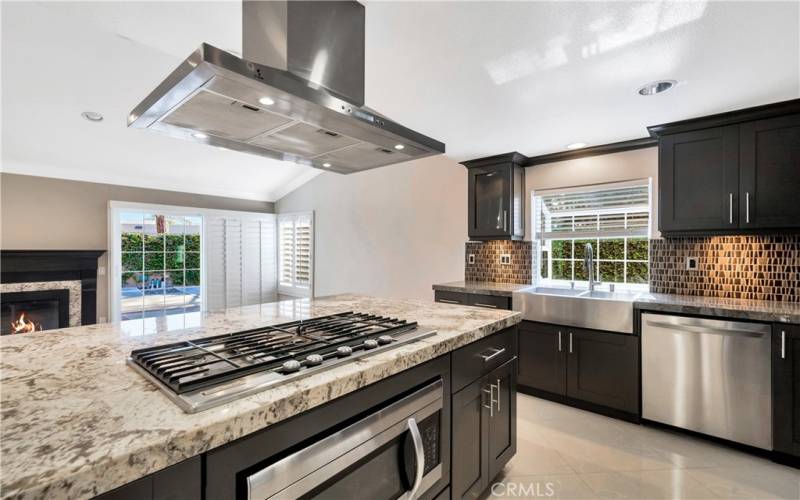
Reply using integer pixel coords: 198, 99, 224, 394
0, 294, 520, 500
432, 280, 531, 297
635, 293, 800, 324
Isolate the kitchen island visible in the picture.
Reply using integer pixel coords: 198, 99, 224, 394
0, 294, 520, 500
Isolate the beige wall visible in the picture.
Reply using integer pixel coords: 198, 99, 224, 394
276, 155, 467, 300
524, 147, 659, 240
0, 173, 274, 320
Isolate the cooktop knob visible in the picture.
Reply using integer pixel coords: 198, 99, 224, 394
337, 346, 353, 357
305, 354, 324, 366
377, 335, 393, 345
281, 360, 301, 373
363, 339, 379, 349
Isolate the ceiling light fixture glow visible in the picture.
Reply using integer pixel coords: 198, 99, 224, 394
322, 162, 332, 168
566, 142, 587, 150
637, 80, 677, 96
258, 96, 275, 106
192, 132, 208, 139
394, 144, 405, 150
81, 111, 103, 122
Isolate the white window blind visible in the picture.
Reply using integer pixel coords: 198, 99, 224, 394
205, 214, 277, 310
278, 212, 314, 297
534, 181, 650, 240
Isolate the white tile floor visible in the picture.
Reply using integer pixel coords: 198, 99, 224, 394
485, 394, 800, 499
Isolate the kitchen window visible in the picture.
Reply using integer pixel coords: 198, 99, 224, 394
278, 212, 314, 297
533, 180, 651, 288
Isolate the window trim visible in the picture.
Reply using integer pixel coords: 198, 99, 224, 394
532, 179, 652, 290
277, 211, 315, 298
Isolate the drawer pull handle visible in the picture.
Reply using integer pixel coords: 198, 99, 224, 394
781, 330, 786, 359
474, 303, 498, 309
482, 386, 495, 417
479, 347, 506, 362
437, 298, 460, 304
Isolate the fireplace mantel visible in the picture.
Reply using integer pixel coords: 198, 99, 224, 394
1, 250, 106, 325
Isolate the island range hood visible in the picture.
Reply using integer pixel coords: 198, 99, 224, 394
128, 1, 445, 174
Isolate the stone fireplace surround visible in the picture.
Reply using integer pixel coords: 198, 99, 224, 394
0, 250, 105, 328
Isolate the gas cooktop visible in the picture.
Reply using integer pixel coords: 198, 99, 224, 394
128, 311, 436, 413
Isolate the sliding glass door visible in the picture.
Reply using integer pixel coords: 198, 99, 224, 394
118, 211, 202, 320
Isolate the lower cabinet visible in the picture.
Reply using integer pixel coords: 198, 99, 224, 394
452, 358, 517, 500
94, 456, 201, 500
518, 321, 639, 415
773, 324, 800, 457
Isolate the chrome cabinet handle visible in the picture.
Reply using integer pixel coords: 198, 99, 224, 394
479, 347, 506, 362
406, 418, 425, 500
729, 193, 733, 224
474, 303, 498, 309
495, 378, 501, 413
503, 210, 508, 232
482, 386, 495, 417
781, 330, 786, 359
569, 332, 573, 354
558, 331, 562, 352
746, 192, 750, 223
437, 298, 460, 304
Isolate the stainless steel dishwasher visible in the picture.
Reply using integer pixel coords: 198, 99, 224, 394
641, 313, 772, 449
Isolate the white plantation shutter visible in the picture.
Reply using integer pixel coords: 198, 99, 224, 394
278, 212, 314, 297
205, 214, 277, 310
534, 181, 651, 240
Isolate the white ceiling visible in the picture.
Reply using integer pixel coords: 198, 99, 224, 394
2, 1, 799, 202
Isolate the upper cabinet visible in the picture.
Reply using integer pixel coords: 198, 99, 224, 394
462, 152, 526, 241
650, 99, 800, 235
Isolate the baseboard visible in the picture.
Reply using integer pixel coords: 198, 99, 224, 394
516, 384, 640, 424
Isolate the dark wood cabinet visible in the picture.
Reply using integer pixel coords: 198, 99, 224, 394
566, 328, 639, 414
462, 153, 526, 241
518, 322, 566, 395
740, 115, 800, 230
650, 99, 800, 234
773, 324, 800, 458
659, 126, 740, 232
517, 321, 639, 416
434, 290, 512, 310
451, 328, 518, 500
94, 456, 201, 500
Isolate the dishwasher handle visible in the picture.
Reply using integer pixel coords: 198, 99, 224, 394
644, 319, 770, 338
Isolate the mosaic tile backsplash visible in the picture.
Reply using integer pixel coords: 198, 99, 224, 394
650, 235, 800, 302
465, 240, 533, 284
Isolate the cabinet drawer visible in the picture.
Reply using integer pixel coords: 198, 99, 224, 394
435, 290, 467, 305
453, 327, 517, 392
466, 294, 511, 310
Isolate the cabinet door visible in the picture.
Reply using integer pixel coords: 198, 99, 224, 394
773, 324, 800, 457
659, 126, 739, 232
566, 329, 639, 414
488, 358, 517, 480
468, 164, 511, 239
451, 376, 491, 500
518, 322, 566, 395
740, 114, 800, 229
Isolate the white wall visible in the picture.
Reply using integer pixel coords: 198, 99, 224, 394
524, 147, 659, 240
276, 156, 467, 300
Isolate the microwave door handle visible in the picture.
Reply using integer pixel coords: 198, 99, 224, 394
405, 418, 425, 500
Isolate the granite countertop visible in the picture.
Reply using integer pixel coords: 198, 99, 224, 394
635, 293, 800, 324
0, 294, 520, 500
432, 280, 531, 297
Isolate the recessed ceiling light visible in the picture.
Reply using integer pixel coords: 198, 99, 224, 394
637, 80, 677, 96
81, 111, 103, 122
192, 132, 208, 139
394, 144, 405, 150
566, 142, 588, 150
259, 96, 275, 106
322, 162, 332, 168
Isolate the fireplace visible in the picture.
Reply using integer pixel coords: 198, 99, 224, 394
1, 290, 69, 334
0, 250, 105, 329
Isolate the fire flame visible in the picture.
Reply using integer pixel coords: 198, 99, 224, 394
10, 313, 40, 334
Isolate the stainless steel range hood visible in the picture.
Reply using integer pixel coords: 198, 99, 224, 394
128, 1, 445, 174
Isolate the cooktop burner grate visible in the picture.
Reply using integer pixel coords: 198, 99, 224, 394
130, 312, 421, 395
